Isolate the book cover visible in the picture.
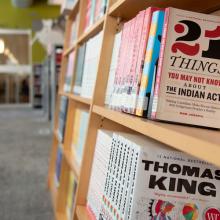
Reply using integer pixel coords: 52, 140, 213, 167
54, 145, 63, 187
64, 51, 75, 93
151, 8, 220, 128
73, 43, 86, 94
136, 10, 165, 117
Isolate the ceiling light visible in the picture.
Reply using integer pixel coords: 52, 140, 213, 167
0, 39, 5, 54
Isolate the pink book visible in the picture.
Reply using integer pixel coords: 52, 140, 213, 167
129, 7, 160, 114
124, 11, 145, 113
84, 0, 92, 30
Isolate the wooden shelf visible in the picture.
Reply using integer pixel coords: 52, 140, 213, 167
63, 149, 80, 179
108, 0, 220, 19
59, 91, 91, 105
77, 17, 104, 44
63, 41, 77, 57
93, 105, 220, 167
69, 0, 80, 19
76, 206, 91, 220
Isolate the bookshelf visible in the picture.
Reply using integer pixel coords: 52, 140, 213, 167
48, 0, 220, 219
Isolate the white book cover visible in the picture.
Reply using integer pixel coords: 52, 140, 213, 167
152, 8, 220, 128
118, 133, 220, 220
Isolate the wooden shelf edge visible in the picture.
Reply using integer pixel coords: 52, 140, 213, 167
69, 0, 80, 19
59, 91, 92, 105
63, 149, 80, 180
77, 17, 104, 44
92, 105, 220, 167
76, 206, 91, 220
108, 0, 124, 15
63, 42, 77, 57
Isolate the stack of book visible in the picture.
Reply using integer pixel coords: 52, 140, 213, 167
66, 171, 78, 220
71, 108, 89, 165
57, 96, 68, 143
106, 7, 220, 128
73, 31, 103, 98
87, 130, 112, 219
64, 51, 75, 93
84, 0, 108, 31
54, 145, 63, 187
87, 129, 220, 219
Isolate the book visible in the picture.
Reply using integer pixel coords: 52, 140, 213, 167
98, 131, 220, 220
80, 31, 103, 99
57, 96, 68, 143
70, 13, 79, 43
151, 7, 220, 129
135, 10, 165, 117
73, 43, 86, 94
71, 108, 89, 166
64, 51, 75, 93
87, 130, 113, 219
66, 172, 78, 220
54, 145, 63, 187
105, 31, 122, 105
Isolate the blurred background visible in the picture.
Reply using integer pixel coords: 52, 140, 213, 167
0, 1, 70, 219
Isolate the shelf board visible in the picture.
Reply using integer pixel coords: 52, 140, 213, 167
93, 105, 220, 167
77, 17, 104, 44
63, 149, 80, 179
63, 41, 77, 57
108, 0, 220, 19
59, 91, 92, 105
76, 206, 91, 220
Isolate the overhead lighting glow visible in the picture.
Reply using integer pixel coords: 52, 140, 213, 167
0, 39, 5, 54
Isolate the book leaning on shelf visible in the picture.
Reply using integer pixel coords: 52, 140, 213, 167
71, 108, 89, 166
54, 144, 63, 187
64, 51, 75, 93
106, 7, 220, 129
151, 8, 220, 128
87, 129, 220, 220
66, 171, 78, 220
57, 96, 68, 143
73, 31, 103, 98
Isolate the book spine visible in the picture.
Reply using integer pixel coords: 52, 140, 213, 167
136, 10, 165, 117
130, 8, 155, 114
90, 0, 96, 26
122, 17, 136, 112
127, 144, 139, 220
151, 8, 169, 119
84, 0, 92, 30
125, 11, 145, 113
109, 24, 125, 110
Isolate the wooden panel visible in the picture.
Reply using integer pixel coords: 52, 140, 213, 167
76, 206, 90, 220
109, 0, 220, 20
93, 105, 220, 167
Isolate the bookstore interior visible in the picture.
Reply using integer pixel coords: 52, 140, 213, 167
1, 0, 220, 219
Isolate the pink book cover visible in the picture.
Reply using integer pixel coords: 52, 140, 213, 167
86, 205, 96, 220
151, 7, 220, 128
129, 7, 160, 114
124, 11, 145, 113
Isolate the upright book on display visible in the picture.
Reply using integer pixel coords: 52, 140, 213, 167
151, 8, 220, 128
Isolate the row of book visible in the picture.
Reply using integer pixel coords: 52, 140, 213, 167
64, 31, 103, 99
57, 96, 68, 143
71, 107, 89, 166
54, 145, 78, 220
84, 0, 108, 31
87, 129, 220, 220
105, 7, 220, 128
